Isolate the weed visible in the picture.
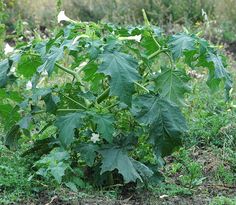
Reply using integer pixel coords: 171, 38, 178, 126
210, 196, 236, 205
152, 183, 192, 197
0, 142, 33, 203
214, 164, 235, 185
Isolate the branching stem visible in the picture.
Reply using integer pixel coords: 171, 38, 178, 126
134, 82, 149, 93
60, 93, 87, 110
147, 49, 168, 60
30, 52, 82, 83
55, 63, 81, 82
139, 48, 173, 66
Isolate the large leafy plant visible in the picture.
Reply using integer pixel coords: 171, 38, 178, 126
0, 11, 232, 188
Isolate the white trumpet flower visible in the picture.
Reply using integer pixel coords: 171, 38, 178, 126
4, 43, 14, 55
91, 133, 100, 143
57, 11, 76, 24
118, 34, 142, 42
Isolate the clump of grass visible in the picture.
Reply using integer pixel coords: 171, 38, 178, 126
0, 142, 33, 203
210, 196, 236, 205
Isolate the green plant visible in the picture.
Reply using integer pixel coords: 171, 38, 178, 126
0, 142, 33, 204
169, 148, 205, 188
179, 162, 205, 187
0, 11, 232, 189
152, 183, 192, 197
210, 196, 236, 205
214, 164, 235, 185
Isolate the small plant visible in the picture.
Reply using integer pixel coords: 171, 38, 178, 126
0, 11, 232, 188
153, 183, 192, 197
0, 142, 33, 204
214, 164, 235, 185
210, 196, 236, 205
179, 162, 205, 187
170, 149, 205, 188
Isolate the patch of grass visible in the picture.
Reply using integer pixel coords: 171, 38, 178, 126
165, 148, 205, 188
183, 66, 236, 149
0, 142, 33, 204
210, 196, 236, 205
214, 164, 235, 185
151, 183, 192, 197
0, 141, 60, 204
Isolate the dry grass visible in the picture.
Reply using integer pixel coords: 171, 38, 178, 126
214, 0, 236, 23
10, 0, 57, 26
5, 0, 236, 41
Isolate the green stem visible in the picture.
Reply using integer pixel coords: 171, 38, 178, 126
96, 88, 110, 104
60, 93, 87, 110
57, 109, 82, 112
30, 53, 82, 82
55, 63, 80, 82
54, 64, 88, 99
30, 52, 89, 105
138, 48, 167, 65
95, 82, 149, 106
147, 49, 168, 60
139, 48, 173, 67
134, 82, 149, 93
32, 108, 83, 115
152, 35, 161, 48
106, 103, 118, 110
